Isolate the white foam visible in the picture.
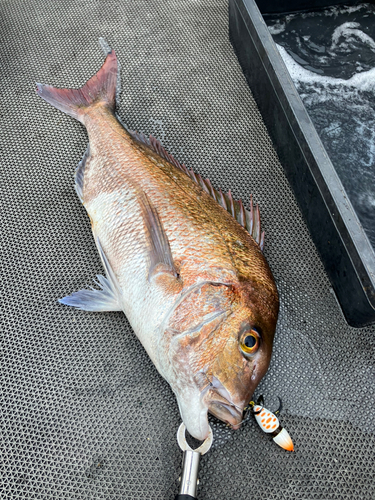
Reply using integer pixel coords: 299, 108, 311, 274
268, 21, 285, 35
269, 5, 375, 246
334, 4, 369, 16
367, 194, 375, 208
330, 21, 375, 51
276, 44, 375, 93
299, 4, 366, 19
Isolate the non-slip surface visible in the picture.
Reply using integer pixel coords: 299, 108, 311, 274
1, 1, 375, 499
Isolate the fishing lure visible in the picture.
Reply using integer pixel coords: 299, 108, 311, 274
247, 396, 294, 451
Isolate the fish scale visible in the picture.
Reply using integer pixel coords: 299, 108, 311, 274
85, 110, 243, 289
36, 46, 279, 440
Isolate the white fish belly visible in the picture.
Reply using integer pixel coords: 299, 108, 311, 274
85, 189, 177, 372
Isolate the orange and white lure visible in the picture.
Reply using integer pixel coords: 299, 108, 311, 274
251, 397, 294, 451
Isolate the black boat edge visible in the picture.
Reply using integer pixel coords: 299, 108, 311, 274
255, 0, 362, 15
229, 0, 375, 327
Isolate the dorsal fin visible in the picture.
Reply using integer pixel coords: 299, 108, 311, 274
128, 130, 265, 251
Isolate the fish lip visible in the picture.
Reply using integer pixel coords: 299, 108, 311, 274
199, 376, 244, 429
204, 390, 243, 429
208, 400, 243, 429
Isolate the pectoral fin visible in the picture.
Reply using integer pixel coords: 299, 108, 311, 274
140, 193, 182, 294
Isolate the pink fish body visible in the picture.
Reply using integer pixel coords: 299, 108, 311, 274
36, 45, 279, 440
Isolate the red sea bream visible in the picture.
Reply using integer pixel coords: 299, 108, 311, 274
36, 45, 279, 440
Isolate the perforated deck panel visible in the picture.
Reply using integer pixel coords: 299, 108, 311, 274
1, 1, 375, 499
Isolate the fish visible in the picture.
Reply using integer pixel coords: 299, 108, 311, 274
36, 43, 279, 441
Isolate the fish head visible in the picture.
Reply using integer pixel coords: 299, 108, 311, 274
162, 278, 279, 441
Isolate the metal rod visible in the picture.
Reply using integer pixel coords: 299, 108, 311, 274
179, 450, 201, 498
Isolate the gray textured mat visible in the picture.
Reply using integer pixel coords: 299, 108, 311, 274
1, 1, 375, 499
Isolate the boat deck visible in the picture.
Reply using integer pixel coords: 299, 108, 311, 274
1, 1, 374, 498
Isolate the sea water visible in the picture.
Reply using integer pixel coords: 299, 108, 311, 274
266, 4, 375, 249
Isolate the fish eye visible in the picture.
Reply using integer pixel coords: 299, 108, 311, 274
240, 329, 260, 356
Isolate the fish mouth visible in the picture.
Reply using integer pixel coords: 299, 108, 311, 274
205, 392, 243, 430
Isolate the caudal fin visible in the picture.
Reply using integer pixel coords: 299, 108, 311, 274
36, 50, 118, 123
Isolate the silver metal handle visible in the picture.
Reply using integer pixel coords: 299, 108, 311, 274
179, 450, 201, 497
176, 423, 213, 499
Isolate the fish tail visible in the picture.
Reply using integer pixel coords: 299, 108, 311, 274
36, 49, 118, 123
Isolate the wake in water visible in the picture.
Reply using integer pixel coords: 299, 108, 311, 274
266, 4, 375, 248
